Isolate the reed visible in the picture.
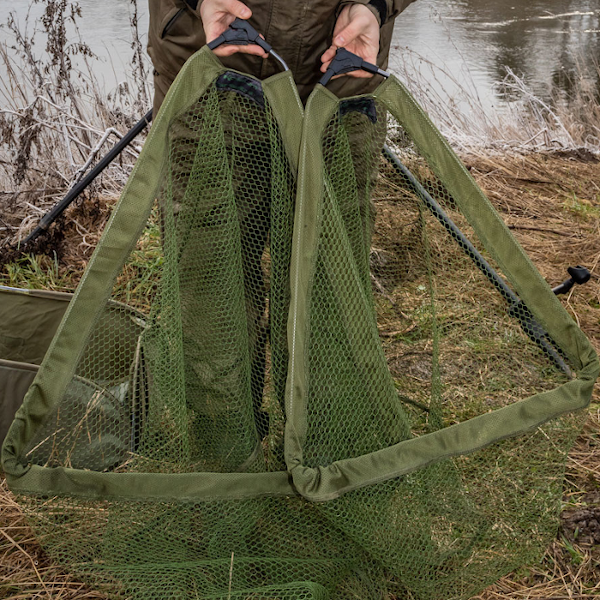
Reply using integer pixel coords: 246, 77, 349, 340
0, 0, 150, 252
392, 49, 600, 156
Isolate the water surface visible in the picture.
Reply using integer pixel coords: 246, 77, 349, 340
0, 0, 598, 112
393, 0, 600, 111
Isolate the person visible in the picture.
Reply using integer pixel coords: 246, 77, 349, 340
147, 0, 418, 113
146, 0, 418, 453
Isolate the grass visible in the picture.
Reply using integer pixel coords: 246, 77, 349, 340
392, 50, 600, 156
563, 193, 600, 222
0, 3, 599, 599
468, 154, 600, 600
112, 210, 163, 311
2, 251, 77, 292
3, 152, 596, 600
0, 200, 164, 312
1, 113, 600, 600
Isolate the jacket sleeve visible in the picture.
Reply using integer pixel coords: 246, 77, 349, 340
388, 0, 419, 20
338, 0, 419, 26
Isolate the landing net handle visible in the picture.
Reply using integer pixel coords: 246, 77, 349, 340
208, 17, 290, 72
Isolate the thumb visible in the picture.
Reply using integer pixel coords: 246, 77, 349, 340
333, 16, 368, 47
220, 0, 252, 20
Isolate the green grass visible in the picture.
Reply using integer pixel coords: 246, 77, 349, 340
112, 215, 163, 311
0, 211, 164, 312
1, 252, 77, 292
562, 193, 600, 221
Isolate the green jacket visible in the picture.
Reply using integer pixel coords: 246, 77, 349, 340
148, 0, 418, 109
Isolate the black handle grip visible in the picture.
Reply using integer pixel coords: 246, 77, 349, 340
552, 265, 591, 295
319, 47, 389, 86
207, 18, 271, 53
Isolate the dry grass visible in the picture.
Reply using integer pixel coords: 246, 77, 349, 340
0, 0, 149, 255
0, 478, 106, 599
394, 52, 600, 156
0, 152, 598, 599
469, 153, 600, 346
0, 4, 598, 597
466, 153, 600, 600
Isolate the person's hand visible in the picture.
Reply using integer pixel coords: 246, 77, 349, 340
201, 0, 268, 59
321, 4, 380, 78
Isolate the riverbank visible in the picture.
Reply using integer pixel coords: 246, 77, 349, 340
1, 149, 599, 599
1, 2, 599, 596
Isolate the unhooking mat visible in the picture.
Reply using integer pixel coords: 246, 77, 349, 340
0, 286, 146, 449
2, 47, 598, 600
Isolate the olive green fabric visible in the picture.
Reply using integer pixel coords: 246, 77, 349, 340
0, 286, 148, 459
0, 287, 71, 365
0, 360, 38, 447
0, 287, 70, 445
2, 46, 598, 600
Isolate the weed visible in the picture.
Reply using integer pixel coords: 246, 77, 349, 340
563, 193, 600, 221
2, 251, 76, 291
560, 535, 585, 566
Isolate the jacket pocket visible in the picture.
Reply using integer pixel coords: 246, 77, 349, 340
152, 0, 188, 39
161, 6, 187, 38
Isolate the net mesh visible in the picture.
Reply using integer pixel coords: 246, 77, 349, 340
301, 99, 575, 468
4, 66, 594, 600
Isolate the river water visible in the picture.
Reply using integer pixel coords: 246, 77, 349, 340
393, 0, 600, 112
0, 0, 598, 113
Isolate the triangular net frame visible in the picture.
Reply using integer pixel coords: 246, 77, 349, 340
2, 47, 598, 600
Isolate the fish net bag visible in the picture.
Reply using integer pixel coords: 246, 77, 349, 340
2, 47, 598, 600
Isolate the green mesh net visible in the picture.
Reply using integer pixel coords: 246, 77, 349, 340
2, 48, 598, 600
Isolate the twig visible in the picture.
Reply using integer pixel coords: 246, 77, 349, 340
72, 127, 127, 184
0, 529, 52, 599
227, 551, 234, 600
371, 272, 395, 304
61, 114, 75, 172
507, 225, 575, 237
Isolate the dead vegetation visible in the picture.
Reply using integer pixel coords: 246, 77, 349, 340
1, 151, 598, 600
475, 413, 600, 600
471, 154, 600, 600
395, 51, 600, 156
0, 478, 106, 599
469, 153, 600, 346
1, 3, 599, 599
0, 0, 149, 256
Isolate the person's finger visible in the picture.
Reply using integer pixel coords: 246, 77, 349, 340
336, 70, 372, 79
202, 0, 252, 44
333, 14, 370, 48
203, 17, 233, 45
219, 0, 252, 20
319, 70, 373, 81
214, 43, 268, 58
321, 45, 337, 65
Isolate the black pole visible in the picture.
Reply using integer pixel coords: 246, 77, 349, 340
23, 109, 153, 245
382, 144, 571, 376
